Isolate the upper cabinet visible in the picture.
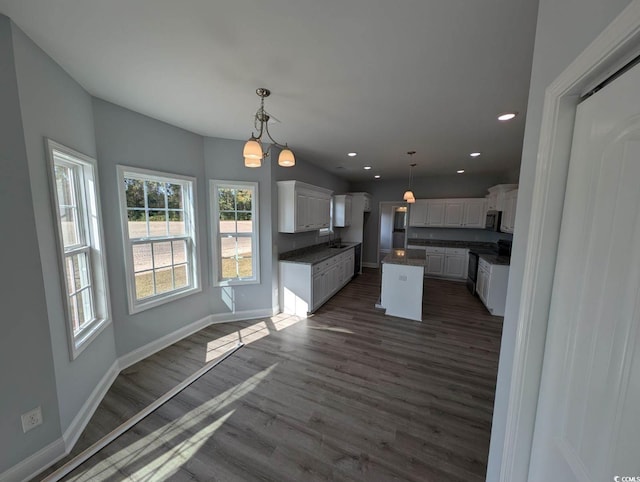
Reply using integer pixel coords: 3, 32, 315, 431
333, 194, 352, 227
278, 181, 333, 233
409, 198, 486, 228
500, 189, 518, 233
486, 184, 518, 211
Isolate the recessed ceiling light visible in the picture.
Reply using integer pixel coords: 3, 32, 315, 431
374, 175, 381, 179
470, 152, 481, 157
457, 169, 465, 174
363, 166, 372, 170
348, 152, 357, 157
498, 112, 517, 121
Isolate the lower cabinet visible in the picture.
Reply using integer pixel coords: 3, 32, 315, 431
409, 245, 468, 280
280, 248, 355, 316
477, 258, 510, 316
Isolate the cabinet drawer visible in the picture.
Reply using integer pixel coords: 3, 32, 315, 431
425, 246, 446, 254
445, 247, 467, 255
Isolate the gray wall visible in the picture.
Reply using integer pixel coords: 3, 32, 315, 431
351, 172, 507, 265
11, 21, 119, 436
486, 0, 633, 480
0, 16, 62, 472
92, 99, 214, 357
204, 137, 276, 313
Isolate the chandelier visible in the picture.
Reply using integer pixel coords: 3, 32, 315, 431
243, 88, 295, 168
403, 151, 417, 204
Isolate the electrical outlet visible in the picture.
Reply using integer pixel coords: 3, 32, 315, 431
21, 406, 42, 433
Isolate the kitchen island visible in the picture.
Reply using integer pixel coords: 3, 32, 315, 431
380, 249, 426, 321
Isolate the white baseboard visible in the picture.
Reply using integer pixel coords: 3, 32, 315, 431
3, 307, 274, 481
362, 262, 379, 268
62, 360, 120, 451
0, 438, 65, 482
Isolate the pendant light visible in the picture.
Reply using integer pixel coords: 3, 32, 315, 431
403, 151, 417, 202
243, 88, 295, 168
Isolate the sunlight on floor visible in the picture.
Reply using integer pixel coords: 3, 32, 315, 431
307, 324, 355, 334
68, 363, 278, 481
205, 313, 303, 362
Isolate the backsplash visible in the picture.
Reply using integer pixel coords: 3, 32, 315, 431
408, 227, 513, 244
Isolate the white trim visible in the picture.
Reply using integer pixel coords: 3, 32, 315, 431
0, 438, 66, 482
118, 308, 274, 370
362, 262, 378, 269
45, 139, 112, 361
209, 180, 260, 287
499, 3, 640, 481
62, 361, 120, 451
116, 165, 202, 315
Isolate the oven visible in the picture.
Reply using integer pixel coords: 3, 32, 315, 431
467, 251, 479, 294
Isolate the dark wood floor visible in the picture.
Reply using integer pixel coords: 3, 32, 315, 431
39, 269, 503, 482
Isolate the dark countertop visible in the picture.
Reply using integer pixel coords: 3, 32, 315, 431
406, 239, 497, 250
279, 242, 360, 265
381, 249, 427, 267
478, 254, 511, 266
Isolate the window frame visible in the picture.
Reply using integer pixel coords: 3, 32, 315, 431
117, 165, 201, 314
46, 139, 112, 360
210, 180, 260, 287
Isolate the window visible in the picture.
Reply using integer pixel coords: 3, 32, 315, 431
46, 140, 111, 359
117, 166, 200, 313
210, 180, 259, 286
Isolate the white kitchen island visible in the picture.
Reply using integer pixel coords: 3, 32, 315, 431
380, 249, 426, 321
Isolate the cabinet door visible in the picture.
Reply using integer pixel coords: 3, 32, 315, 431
487, 193, 497, 211
409, 199, 428, 226
444, 200, 465, 227
426, 200, 445, 226
312, 272, 324, 309
425, 253, 445, 275
477, 268, 487, 302
295, 193, 310, 231
463, 199, 486, 228
444, 255, 466, 279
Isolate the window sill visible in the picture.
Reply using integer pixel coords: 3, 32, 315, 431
214, 278, 260, 288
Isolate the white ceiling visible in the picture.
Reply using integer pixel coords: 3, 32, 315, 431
0, 0, 539, 181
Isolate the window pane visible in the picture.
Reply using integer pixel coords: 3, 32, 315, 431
154, 267, 174, 295
152, 241, 172, 268
218, 188, 235, 211
71, 252, 91, 291
125, 179, 145, 208
135, 271, 154, 300
172, 240, 187, 264
59, 207, 80, 247
148, 210, 167, 237
146, 181, 166, 209
77, 288, 94, 329
219, 213, 235, 235
236, 189, 252, 211
133, 243, 153, 272
174, 264, 188, 289
237, 212, 253, 233
69, 294, 80, 333
55, 164, 75, 206
220, 236, 253, 279
167, 183, 183, 209
65, 257, 75, 294
168, 210, 185, 236
128, 210, 147, 238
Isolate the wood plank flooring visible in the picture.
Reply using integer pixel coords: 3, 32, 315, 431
38, 269, 503, 482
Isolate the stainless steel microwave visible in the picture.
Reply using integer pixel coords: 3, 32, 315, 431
485, 210, 502, 231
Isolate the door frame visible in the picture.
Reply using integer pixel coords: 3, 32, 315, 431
500, 2, 640, 480
376, 201, 408, 266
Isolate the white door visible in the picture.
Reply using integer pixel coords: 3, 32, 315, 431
528, 62, 640, 481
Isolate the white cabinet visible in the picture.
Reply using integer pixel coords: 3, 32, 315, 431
487, 184, 518, 212
425, 247, 445, 276
279, 248, 355, 316
278, 181, 333, 233
476, 258, 510, 316
444, 200, 465, 227
500, 189, 518, 233
333, 194, 352, 227
408, 198, 485, 228
462, 199, 487, 228
362, 194, 372, 212
444, 248, 468, 279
